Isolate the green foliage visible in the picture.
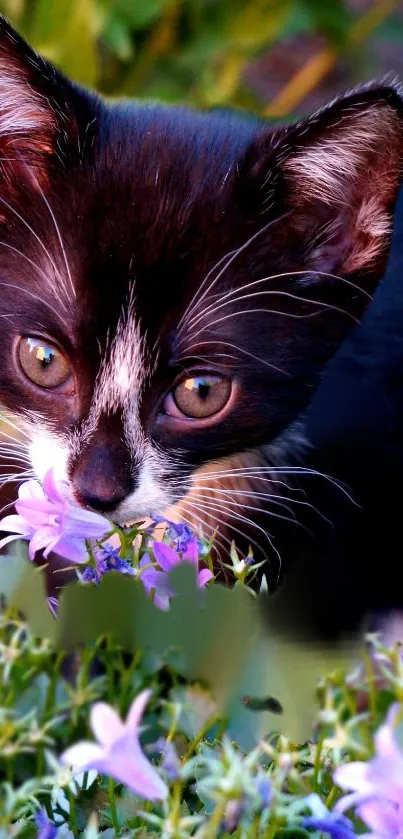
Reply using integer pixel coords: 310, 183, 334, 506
0, 0, 392, 111
0, 583, 403, 836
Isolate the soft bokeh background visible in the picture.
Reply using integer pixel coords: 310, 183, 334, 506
0, 0, 402, 118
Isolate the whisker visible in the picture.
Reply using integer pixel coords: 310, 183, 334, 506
180, 339, 290, 376
0, 414, 31, 441
0, 282, 65, 323
0, 240, 68, 311
189, 488, 302, 530
193, 484, 333, 530
177, 212, 291, 335
182, 293, 357, 349
185, 269, 372, 331
32, 177, 76, 302
181, 493, 280, 562
0, 196, 60, 278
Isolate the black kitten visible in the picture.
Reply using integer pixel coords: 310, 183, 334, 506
0, 17, 402, 589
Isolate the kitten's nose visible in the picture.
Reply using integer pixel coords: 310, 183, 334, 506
72, 443, 133, 514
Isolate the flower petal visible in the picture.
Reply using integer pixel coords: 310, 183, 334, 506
0, 514, 33, 537
28, 526, 56, 560
106, 739, 168, 800
18, 480, 45, 501
62, 506, 110, 539
61, 741, 104, 770
90, 702, 125, 747
43, 469, 66, 505
334, 761, 371, 794
152, 542, 179, 572
197, 568, 214, 588
357, 798, 402, 835
15, 499, 55, 527
48, 535, 87, 564
126, 689, 152, 736
183, 538, 199, 564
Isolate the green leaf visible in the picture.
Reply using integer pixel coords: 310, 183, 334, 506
29, 0, 99, 86
0, 543, 56, 639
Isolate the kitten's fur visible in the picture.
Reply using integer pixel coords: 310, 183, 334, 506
0, 18, 402, 589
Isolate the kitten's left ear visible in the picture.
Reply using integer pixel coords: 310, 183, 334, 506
0, 16, 96, 176
242, 84, 403, 284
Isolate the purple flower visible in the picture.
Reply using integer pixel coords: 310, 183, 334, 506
35, 808, 57, 839
0, 469, 110, 564
335, 703, 403, 837
303, 795, 356, 839
302, 816, 356, 838
139, 539, 213, 610
61, 690, 168, 800
255, 776, 271, 808
152, 516, 206, 555
81, 544, 135, 584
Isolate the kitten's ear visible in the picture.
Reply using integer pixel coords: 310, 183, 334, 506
0, 16, 95, 175
243, 85, 403, 282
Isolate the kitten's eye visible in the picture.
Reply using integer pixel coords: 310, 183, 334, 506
18, 337, 72, 389
169, 374, 232, 419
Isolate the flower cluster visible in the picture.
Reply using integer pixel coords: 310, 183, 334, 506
0, 469, 215, 612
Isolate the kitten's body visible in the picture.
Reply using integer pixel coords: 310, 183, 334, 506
0, 17, 402, 621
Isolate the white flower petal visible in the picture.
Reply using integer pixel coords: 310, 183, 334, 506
18, 479, 45, 501
61, 741, 104, 770
90, 702, 125, 747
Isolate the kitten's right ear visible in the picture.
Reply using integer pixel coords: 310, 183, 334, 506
0, 16, 96, 176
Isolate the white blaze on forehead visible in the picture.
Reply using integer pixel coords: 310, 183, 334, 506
91, 300, 148, 419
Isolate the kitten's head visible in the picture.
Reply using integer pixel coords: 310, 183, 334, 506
0, 17, 402, 543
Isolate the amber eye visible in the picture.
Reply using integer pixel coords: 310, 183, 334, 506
171, 374, 232, 419
18, 337, 72, 389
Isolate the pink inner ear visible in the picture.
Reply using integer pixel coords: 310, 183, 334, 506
0, 56, 56, 154
282, 103, 403, 274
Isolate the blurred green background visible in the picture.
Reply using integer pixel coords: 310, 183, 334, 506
0, 0, 402, 120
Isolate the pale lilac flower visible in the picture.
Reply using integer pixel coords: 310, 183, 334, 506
139, 539, 213, 610
0, 469, 110, 564
61, 690, 167, 800
335, 703, 403, 837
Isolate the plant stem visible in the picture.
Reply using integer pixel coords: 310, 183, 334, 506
108, 776, 120, 834
205, 800, 226, 839
67, 787, 78, 835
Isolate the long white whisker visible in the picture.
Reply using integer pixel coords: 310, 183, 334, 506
0, 240, 68, 311
189, 488, 302, 530
177, 213, 291, 335
192, 484, 333, 530
182, 294, 357, 348
180, 339, 290, 375
181, 493, 280, 561
0, 282, 65, 323
185, 269, 371, 331
0, 196, 60, 277
0, 414, 31, 441
33, 180, 76, 301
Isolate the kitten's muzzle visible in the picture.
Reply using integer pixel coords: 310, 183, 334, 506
72, 440, 133, 514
